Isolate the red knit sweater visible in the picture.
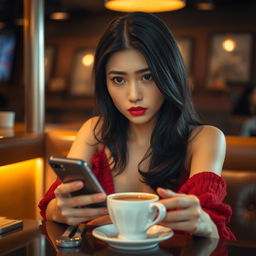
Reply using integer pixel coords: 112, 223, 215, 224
38, 150, 236, 240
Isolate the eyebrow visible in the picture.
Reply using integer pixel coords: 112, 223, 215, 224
107, 68, 150, 75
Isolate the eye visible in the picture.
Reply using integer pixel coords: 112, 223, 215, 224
111, 76, 125, 85
142, 73, 153, 81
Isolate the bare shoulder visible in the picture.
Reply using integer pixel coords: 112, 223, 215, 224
67, 116, 103, 161
188, 125, 226, 176
79, 116, 102, 130
76, 116, 103, 144
190, 125, 225, 144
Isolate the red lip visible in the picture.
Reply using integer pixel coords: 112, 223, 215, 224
128, 107, 147, 116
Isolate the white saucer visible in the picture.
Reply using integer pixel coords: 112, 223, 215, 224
92, 224, 173, 250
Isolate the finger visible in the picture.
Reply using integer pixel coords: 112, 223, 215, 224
63, 193, 106, 208
55, 181, 84, 197
157, 187, 183, 198
163, 207, 197, 222
161, 220, 198, 234
159, 195, 200, 210
64, 217, 92, 226
61, 207, 108, 219
55, 187, 64, 198
87, 215, 112, 226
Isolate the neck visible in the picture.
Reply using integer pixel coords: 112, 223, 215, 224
128, 120, 155, 147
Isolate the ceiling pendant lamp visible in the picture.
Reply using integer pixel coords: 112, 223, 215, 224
104, 0, 186, 13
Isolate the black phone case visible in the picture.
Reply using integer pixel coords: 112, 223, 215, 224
49, 156, 106, 207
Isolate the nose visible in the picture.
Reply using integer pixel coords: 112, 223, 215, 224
128, 81, 142, 103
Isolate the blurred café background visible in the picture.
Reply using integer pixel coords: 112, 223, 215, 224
0, 0, 256, 241
0, 0, 255, 133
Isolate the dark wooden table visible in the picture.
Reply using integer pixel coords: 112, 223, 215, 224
0, 220, 255, 256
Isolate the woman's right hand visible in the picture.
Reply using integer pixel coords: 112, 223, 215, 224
51, 181, 108, 225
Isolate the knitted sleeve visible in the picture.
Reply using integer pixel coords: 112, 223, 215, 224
38, 177, 61, 220
178, 172, 236, 240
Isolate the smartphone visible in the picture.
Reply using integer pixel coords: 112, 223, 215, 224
49, 156, 106, 207
0, 217, 23, 235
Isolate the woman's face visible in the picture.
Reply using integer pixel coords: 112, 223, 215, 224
106, 49, 165, 126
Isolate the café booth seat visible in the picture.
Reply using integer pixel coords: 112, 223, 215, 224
45, 130, 256, 241
222, 137, 256, 241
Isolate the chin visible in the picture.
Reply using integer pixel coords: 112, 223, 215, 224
127, 116, 155, 125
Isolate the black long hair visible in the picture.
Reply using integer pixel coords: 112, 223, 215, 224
93, 12, 200, 191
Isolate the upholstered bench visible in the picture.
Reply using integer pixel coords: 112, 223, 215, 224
223, 136, 256, 241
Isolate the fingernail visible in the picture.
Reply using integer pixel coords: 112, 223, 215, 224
97, 194, 106, 200
74, 182, 83, 188
161, 188, 175, 194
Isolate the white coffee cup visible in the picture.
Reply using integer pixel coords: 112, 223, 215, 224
0, 111, 15, 128
107, 192, 166, 240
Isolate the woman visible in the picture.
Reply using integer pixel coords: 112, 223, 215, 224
39, 12, 235, 240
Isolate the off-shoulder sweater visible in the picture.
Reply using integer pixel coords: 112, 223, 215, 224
38, 149, 236, 240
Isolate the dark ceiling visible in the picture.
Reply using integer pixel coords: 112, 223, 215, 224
62, 0, 256, 12
0, 0, 256, 25
61, 0, 256, 17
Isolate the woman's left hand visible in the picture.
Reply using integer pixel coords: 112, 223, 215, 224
157, 188, 219, 238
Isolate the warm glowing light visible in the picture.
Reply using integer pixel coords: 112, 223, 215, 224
0, 22, 5, 29
50, 12, 70, 20
104, 0, 186, 12
65, 135, 77, 140
23, 17, 29, 27
82, 53, 94, 66
222, 39, 236, 52
196, 2, 215, 10
45, 57, 48, 66
16, 18, 24, 26
0, 158, 43, 219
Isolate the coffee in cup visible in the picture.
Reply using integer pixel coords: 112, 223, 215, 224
107, 192, 166, 240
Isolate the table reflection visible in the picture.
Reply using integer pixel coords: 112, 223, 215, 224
41, 221, 225, 256
1, 220, 256, 256
94, 246, 172, 256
